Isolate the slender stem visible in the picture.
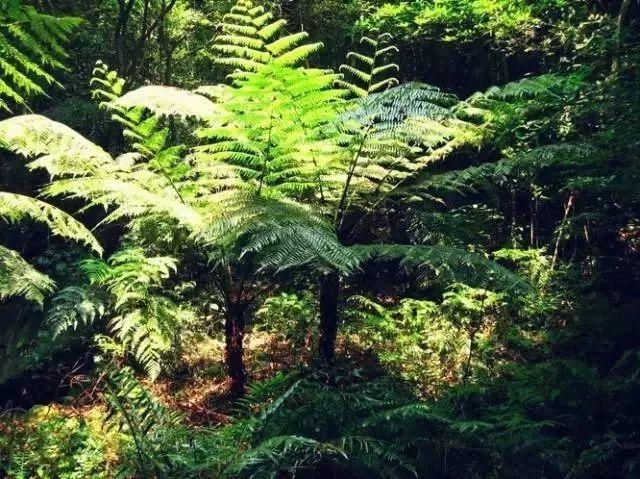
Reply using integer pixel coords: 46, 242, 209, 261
551, 192, 576, 271
335, 125, 372, 232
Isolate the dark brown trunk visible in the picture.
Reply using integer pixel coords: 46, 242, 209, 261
224, 301, 246, 395
318, 271, 340, 364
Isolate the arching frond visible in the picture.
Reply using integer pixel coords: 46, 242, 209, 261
113, 86, 221, 120
0, 191, 102, 254
0, 0, 81, 109
0, 114, 113, 176
350, 244, 528, 291
0, 244, 54, 305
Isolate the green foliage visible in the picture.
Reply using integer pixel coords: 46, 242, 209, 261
357, 0, 572, 45
81, 248, 191, 379
351, 243, 527, 291
195, 62, 345, 200
0, 406, 111, 479
0, 191, 102, 254
346, 285, 505, 394
346, 296, 466, 393
0, 0, 81, 110
211, 0, 323, 76
0, 244, 55, 305
1, 2, 640, 479
0, 113, 113, 176
255, 292, 317, 353
337, 33, 399, 98
102, 365, 183, 477
219, 372, 418, 479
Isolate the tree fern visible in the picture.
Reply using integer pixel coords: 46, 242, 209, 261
0, 0, 81, 110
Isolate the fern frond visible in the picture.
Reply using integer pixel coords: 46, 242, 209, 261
83, 248, 191, 378
350, 244, 527, 291
47, 285, 105, 336
0, 1, 81, 109
0, 244, 54, 305
212, 0, 321, 76
338, 33, 400, 99
112, 86, 220, 120
0, 114, 113, 176
0, 192, 102, 254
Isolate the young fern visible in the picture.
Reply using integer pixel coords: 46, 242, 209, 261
48, 249, 183, 380
102, 365, 183, 477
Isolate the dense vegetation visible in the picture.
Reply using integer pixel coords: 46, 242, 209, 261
1, 0, 639, 477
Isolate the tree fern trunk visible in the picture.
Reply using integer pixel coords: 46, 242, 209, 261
225, 301, 247, 395
319, 271, 340, 364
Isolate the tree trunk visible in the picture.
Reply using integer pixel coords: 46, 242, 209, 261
318, 271, 340, 364
224, 301, 247, 395
612, 0, 632, 73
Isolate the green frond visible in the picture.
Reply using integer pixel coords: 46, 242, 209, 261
47, 286, 105, 336
0, 244, 55, 305
0, 192, 102, 254
274, 42, 323, 66
194, 64, 345, 201
90, 59, 126, 105
223, 435, 348, 478
112, 86, 220, 120
0, 0, 81, 109
0, 114, 113, 176
44, 176, 204, 230
212, 1, 321, 76
258, 19, 287, 41
82, 248, 190, 379
338, 32, 399, 100
350, 244, 528, 291
346, 51, 374, 66
103, 364, 183, 474
266, 32, 310, 56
